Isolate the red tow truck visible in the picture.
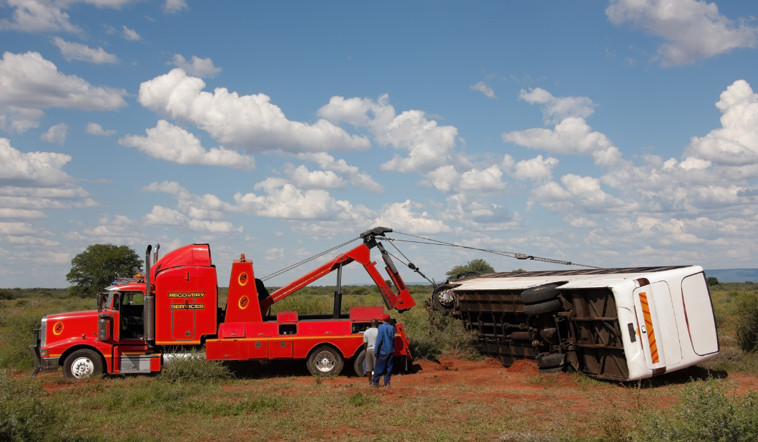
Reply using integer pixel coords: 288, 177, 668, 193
32, 227, 415, 379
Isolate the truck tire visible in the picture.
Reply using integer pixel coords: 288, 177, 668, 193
307, 345, 344, 377
520, 282, 565, 304
536, 352, 564, 370
430, 284, 457, 314
63, 349, 103, 379
523, 298, 562, 316
353, 349, 366, 376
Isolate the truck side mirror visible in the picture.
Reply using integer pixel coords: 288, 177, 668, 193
97, 293, 104, 311
98, 314, 112, 340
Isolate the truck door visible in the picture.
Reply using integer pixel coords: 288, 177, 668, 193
171, 296, 197, 341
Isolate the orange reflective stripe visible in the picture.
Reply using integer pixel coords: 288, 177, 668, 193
639, 291, 659, 364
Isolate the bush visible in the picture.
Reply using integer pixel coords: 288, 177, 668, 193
638, 380, 758, 441
0, 310, 45, 370
736, 293, 758, 352
158, 350, 233, 384
0, 370, 64, 441
400, 308, 480, 360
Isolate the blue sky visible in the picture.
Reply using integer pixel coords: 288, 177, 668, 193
1, 0, 757, 288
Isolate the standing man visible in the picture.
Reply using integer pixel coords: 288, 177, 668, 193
362, 319, 379, 384
372, 313, 395, 387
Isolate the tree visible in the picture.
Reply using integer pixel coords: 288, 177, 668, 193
445, 259, 495, 280
66, 244, 142, 297
706, 276, 719, 286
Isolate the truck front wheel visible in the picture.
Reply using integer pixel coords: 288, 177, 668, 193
63, 349, 103, 379
307, 346, 344, 377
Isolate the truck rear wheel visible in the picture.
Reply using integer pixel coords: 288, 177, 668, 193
63, 349, 103, 379
353, 349, 366, 376
520, 282, 565, 304
307, 346, 344, 377
523, 298, 562, 316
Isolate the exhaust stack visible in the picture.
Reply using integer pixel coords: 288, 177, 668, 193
143, 245, 155, 346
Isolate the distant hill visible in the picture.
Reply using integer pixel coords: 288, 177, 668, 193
705, 268, 758, 283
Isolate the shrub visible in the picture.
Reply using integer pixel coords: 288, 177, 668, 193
400, 308, 480, 360
638, 380, 758, 441
158, 350, 233, 384
0, 370, 64, 441
736, 293, 758, 352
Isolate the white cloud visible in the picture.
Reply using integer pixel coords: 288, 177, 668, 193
0, 208, 46, 219
459, 165, 505, 191
0, 138, 96, 218
0, 0, 132, 34
0, 51, 127, 132
298, 152, 383, 192
373, 200, 450, 234
0, 0, 81, 33
142, 182, 243, 233
164, 0, 188, 13
502, 88, 622, 167
504, 154, 559, 183
318, 94, 460, 173
471, 81, 497, 99
122, 25, 141, 41
685, 79, 758, 176
170, 54, 221, 78
40, 123, 68, 144
85, 122, 116, 136
234, 178, 371, 220
0, 137, 72, 186
53, 37, 118, 64
138, 69, 370, 153
284, 164, 346, 189
532, 174, 626, 213
607, 0, 758, 67
519, 88, 595, 124
119, 120, 256, 169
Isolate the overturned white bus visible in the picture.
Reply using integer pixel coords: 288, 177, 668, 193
429, 266, 719, 381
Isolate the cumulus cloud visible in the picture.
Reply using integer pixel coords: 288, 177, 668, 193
170, 54, 221, 78
318, 94, 459, 173
685, 79, 758, 176
297, 152, 383, 192
138, 69, 370, 153
283, 164, 346, 189
0, 137, 72, 186
373, 200, 450, 234
0, 138, 96, 216
40, 123, 68, 144
502, 88, 622, 167
503, 154, 559, 183
119, 120, 256, 169
532, 174, 626, 213
0, 51, 127, 132
606, 0, 758, 67
53, 37, 118, 64
0, 0, 132, 33
85, 122, 116, 136
142, 181, 242, 233
234, 178, 372, 221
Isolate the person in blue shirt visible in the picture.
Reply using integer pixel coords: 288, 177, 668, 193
372, 313, 395, 387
